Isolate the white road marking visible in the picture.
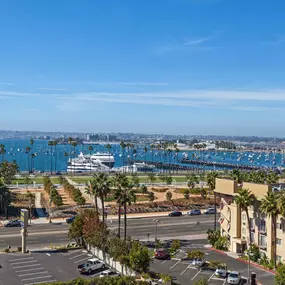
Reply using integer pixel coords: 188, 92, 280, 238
69, 253, 86, 260
19, 271, 49, 277
170, 260, 181, 269
223, 279, 227, 285
191, 270, 201, 280
11, 260, 37, 265
21, 275, 53, 281
161, 260, 168, 264
9, 257, 35, 262
13, 264, 42, 269
74, 257, 89, 264
208, 272, 215, 281
16, 268, 45, 273
181, 265, 192, 275
25, 280, 57, 285
62, 249, 82, 256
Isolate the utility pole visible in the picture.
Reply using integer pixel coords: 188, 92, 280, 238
214, 192, 217, 230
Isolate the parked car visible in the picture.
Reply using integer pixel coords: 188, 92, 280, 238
187, 209, 201, 216
99, 269, 121, 278
77, 258, 105, 274
4, 220, 21, 227
215, 267, 228, 278
66, 216, 76, 224
227, 271, 241, 284
191, 258, 206, 268
204, 208, 216, 215
155, 248, 170, 260
168, 211, 182, 217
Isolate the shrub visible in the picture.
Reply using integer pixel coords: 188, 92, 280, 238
166, 191, 172, 201
183, 189, 190, 199
151, 187, 168, 193
187, 250, 205, 260
194, 278, 208, 285
171, 239, 181, 252
61, 177, 86, 205
207, 229, 228, 251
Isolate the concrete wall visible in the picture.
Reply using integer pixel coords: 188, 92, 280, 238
242, 182, 271, 198
215, 178, 238, 195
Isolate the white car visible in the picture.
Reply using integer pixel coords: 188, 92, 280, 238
227, 271, 241, 284
215, 267, 227, 278
99, 269, 121, 278
77, 258, 105, 274
191, 258, 206, 267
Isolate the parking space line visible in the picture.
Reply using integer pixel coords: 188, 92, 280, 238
170, 260, 181, 269
223, 279, 227, 285
9, 257, 35, 262
13, 264, 42, 269
74, 257, 89, 264
25, 280, 57, 285
161, 260, 168, 264
191, 270, 201, 281
208, 272, 215, 281
181, 265, 191, 275
19, 271, 49, 277
21, 275, 53, 281
69, 253, 86, 260
91, 272, 102, 277
11, 260, 37, 265
16, 268, 45, 273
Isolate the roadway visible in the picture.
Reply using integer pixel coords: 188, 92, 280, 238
0, 214, 219, 249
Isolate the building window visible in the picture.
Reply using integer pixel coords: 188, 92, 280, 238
250, 232, 255, 243
277, 238, 282, 246
260, 220, 266, 232
250, 218, 255, 231
242, 228, 246, 235
242, 214, 246, 221
259, 234, 267, 248
277, 256, 282, 263
277, 223, 282, 230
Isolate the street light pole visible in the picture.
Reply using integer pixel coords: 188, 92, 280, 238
49, 197, 52, 223
154, 219, 159, 240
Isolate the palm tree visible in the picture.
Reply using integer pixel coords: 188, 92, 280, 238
25, 191, 35, 224
230, 169, 244, 184
31, 153, 36, 173
53, 140, 58, 172
92, 173, 111, 224
85, 179, 99, 214
25, 146, 31, 173
48, 141, 53, 174
120, 141, 126, 172
68, 137, 73, 153
235, 188, 256, 247
88, 145, 93, 173
260, 190, 279, 268
143, 146, 148, 173
113, 173, 128, 238
167, 148, 172, 174
175, 147, 180, 174
150, 144, 155, 164
0, 144, 6, 163
64, 152, 69, 173
206, 171, 219, 191
0, 182, 11, 218
71, 141, 78, 175
105, 144, 112, 173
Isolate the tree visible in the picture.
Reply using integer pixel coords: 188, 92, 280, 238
85, 180, 99, 214
187, 174, 199, 189
0, 181, 11, 218
93, 173, 111, 224
165, 175, 173, 185
31, 153, 36, 173
71, 141, 78, 174
64, 152, 69, 173
148, 173, 156, 184
113, 173, 129, 238
129, 241, 151, 273
25, 146, 31, 173
140, 184, 148, 195
25, 191, 35, 223
235, 188, 255, 248
120, 141, 126, 172
53, 140, 58, 172
260, 191, 279, 268
68, 215, 84, 245
183, 189, 190, 199
131, 173, 139, 188
166, 191, 172, 202
88, 145, 93, 173
24, 175, 32, 189
206, 171, 219, 191
171, 239, 181, 251
230, 169, 244, 184
0, 144, 6, 163
275, 263, 285, 285
143, 146, 148, 173
0, 161, 19, 184
148, 191, 155, 203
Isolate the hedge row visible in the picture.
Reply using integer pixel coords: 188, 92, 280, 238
39, 276, 148, 285
59, 176, 86, 205
43, 176, 63, 207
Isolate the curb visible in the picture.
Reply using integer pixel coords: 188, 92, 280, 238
238, 258, 276, 275
209, 248, 227, 255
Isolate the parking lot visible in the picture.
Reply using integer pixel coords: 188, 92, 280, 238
0, 249, 109, 285
150, 246, 275, 285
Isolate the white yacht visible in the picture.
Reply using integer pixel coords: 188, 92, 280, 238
67, 152, 115, 173
133, 162, 155, 172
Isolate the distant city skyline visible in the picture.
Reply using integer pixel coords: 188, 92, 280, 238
1, 1, 285, 136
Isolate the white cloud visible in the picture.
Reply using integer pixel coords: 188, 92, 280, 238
0, 82, 16, 86
36, 88, 68, 91
184, 37, 212, 46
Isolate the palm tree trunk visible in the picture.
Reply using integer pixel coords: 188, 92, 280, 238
272, 215, 277, 268
94, 196, 98, 214
124, 203, 127, 240
27, 153, 30, 173
246, 210, 252, 246
101, 197, 105, 224
118, 203, 121, 238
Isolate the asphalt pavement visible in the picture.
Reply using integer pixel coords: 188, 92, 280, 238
0, 214, 218, 250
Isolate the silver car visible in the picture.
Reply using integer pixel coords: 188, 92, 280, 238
227, 271, 241, 284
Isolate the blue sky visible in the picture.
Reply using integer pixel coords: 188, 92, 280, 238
1, 0, 285, 136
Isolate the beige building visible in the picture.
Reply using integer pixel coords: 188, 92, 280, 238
215, 178, 285, 263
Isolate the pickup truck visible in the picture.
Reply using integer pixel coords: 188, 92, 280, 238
77, 258, 105, 274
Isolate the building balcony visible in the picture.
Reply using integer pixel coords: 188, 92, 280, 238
259, 228, 267, 235
259, 245, 267, 251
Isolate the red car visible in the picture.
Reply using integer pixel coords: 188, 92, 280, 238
155, 249, 170, 260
